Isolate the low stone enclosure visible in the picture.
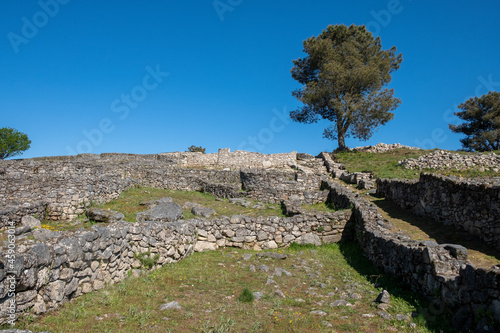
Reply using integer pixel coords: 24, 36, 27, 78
0, 149, 499, 331
377, 173, 500, 251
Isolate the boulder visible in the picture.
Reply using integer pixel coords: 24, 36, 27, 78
139, 197, 173, 209
191, 206, 217, 218
136, 202, 183, 223
296, 233, 321, 246
376, 290, 391, 304
358, 179, 375, 190
86, 208, 124, 223
194, 241, 217, 252
297, 153, 315, 160
21, 215, 41, 229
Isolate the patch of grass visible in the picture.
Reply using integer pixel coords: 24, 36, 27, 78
334, 148, 430, 179
301, 201, 339, 213
9, 243, 452, 333
95, 187, 284, 222
237, 287, 254, 303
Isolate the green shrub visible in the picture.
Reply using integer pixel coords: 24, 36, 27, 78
134, 251, 160, 270
237, 287, 254, 303
187, 145, 206, 153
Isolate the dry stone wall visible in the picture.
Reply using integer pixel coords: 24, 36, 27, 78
2, 148, 500, 330
0, 210, 352, 324
159, 148, 297, 169
0, 151, 308, 228
0, 220, 195, 323
376, 173, 500, 250
324, 180, 500, 331
399, 150, 500, 171
240, 170, 328, 204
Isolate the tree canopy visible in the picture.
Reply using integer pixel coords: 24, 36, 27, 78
0, 127, 31, 159
290, 24, 402, 150
187, 145, 206, 153
449, 91, 500, 151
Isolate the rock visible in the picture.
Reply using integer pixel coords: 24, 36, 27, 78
377, 311, 393, 320
136, 202, 183, 222
347, 292, 362, 300
30, 243, 51, 266
242, 254, 252, 261
330, 300, 353, 307
310, 310, 327, 316
263, 240, 278, 249
21, 215, 41, 229
256, 252, 287, 260
160, 301, 181, 310
140, 197, 173, 208
321, 321, 333, 328
376, 290, 390, 304
281, 200, 302, 216
297, 153, 315, 160
296, 233, 321, 246
194, 241, 217, 252
86, 208, 124, 223
274, 267, 292, 277
266, 278, 276, 285
32, 229, 59, 242
377, 303, 391, 311
395, 314, 410, 321
275, 290, 286, 298
358, 179, 375, 190
14, 225, 31, 235
258, 265, 269, 272
253, 292, 264, 300
191, 206, 217, 218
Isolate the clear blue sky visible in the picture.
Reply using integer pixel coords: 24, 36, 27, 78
1, 0, 499, 158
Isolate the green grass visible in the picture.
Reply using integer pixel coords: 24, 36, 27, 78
8, 242, 452, 333
301, 202, 339, 213
98, 187, 285, 222
334, 148, 500, 179
22, 187, 286, 235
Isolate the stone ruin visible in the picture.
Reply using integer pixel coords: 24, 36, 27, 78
0, 147, 499, 331
399, 149, 500, 172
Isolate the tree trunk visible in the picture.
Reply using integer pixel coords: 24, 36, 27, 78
337, 134, 347, 151
336, 117, 348, 151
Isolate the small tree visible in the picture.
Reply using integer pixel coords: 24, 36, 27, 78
449, 91, 500, 152
187, 145, 206, 153
0, 127, 31, 159
290, 24, 402, 151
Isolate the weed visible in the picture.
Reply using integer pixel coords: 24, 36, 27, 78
238, 287, 254, 303
134, 250, 160, 270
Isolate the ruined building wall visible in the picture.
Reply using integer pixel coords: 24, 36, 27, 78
376, 173, 500, 250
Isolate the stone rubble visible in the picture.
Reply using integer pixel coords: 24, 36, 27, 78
398, 150, 500, 171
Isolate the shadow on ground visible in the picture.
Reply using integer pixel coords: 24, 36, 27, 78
369, 195, 500, 266
338, 241, 453, 333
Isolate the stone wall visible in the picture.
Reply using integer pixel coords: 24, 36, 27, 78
399, 150, 500, 171
159, 148, 297, 169
324, 180, 500, 331
0, 220, 195, 323
0, 152, 323, 227
0, 210, 352, 324
376, 173, 500, 250
351, 143, 420, 153
240, 170, 329, 204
